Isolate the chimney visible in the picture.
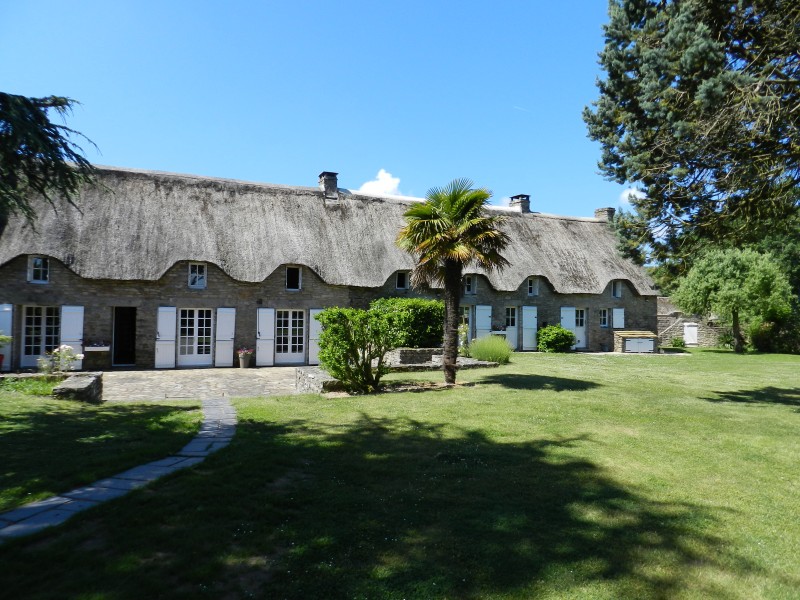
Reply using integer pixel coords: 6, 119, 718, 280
319, 171, 339, 199
509, 194, 531, 213
594, 207, 616, 222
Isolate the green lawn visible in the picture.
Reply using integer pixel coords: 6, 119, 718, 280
0, 351, 798, 599
0, 387, 202, 512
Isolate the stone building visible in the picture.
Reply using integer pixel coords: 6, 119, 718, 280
657, 297, 723, 347
0, 167, 659, 370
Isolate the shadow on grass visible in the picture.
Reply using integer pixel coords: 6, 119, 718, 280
478, 373, 600, 391
0, 413, 758, 599
704, 386, 800, 409
0, 402, 200, 511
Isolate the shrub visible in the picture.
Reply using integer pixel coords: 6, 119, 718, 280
748, 319, 800, 354
369, 298, 444, 348
467, 335, 512, 364
671, 336, 686, 348
315, 307, 402, 394
537, 325, 576, 353
38, 344, 84, 373
717, 328, 735, 350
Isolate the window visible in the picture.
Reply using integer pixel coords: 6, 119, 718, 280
464, 275, 476, 295
396, 271, 409, 290
188, 263, 207, 289
612, 280, 623, 298
28, 256, 49, 283
460, 306, 471, 326
505, 307, 517, 327
286, 266, 301, 291
575, 309, 586, 327
599, 308, 609, 328
527, 277, 539, 296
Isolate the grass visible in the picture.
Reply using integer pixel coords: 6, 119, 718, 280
0, 350, 798, 599
0, 375, 62, 396
0, 389, 202, 512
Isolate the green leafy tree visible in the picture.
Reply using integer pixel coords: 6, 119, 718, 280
315, 307, 402, 394
0, 92, 96, 223
673, 249, 794, 353
396, 179, 510, 385
585, 0, 800, 245
369, 298, 444, 348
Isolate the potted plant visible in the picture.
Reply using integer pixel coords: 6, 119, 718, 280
237, 347, 254, 368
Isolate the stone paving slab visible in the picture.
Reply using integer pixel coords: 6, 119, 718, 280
0, 397, 237, 543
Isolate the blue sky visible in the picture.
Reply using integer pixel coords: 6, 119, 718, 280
1, 1, 640, 216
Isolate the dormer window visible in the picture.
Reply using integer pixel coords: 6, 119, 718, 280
28, 256, 49, 283
396, 271, 409, 290
188, 263, 207, 289
464, 275, 476, 295
286, 266, 302, 291
612, 280, 623, 298
527, 277, 539, 296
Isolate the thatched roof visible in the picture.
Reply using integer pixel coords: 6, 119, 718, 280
0, 166, 657, 295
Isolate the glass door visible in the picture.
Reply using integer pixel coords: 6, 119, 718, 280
275, 309, 305, 364
177, 308, 213, 366
22, 306, 60, 368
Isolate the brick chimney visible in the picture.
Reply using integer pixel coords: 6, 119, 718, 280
509, 194, 531, 213
594, 207, 616, 222
319, 171, 339, 199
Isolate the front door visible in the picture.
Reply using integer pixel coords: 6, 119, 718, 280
574, 308, 587, 349
113, 307, 137, 365
21, 306, 60, 368
275, 309, 305, 364
177, 308, 213, 367
683, 322, 699, 346
505, 307, 518, 350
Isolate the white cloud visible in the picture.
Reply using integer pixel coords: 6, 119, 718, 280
619, 187, 646, 206
357, 169, 401, 196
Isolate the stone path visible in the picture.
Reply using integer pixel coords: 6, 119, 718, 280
0, 397, 237, 542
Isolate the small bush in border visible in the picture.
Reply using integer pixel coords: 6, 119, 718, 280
316, 307, 402, 394
467, 335, 512, 364
671, 336, 686, 348
38, 344, 84, 373
537, 325, 576, 353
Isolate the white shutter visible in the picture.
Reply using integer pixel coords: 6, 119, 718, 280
0, 304, 12, 371
60, 305, 84, 370
522, 306, 538, 351
560, 307, 576, 331
308, 309, 324, 365
256, 308, 275, 366
475, 305, 492, 339
155, 306, 177, 368
214, 307, 236, 367
613, 308, 625, 329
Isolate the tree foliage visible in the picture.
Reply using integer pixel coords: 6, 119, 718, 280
315, 307, 402, 394
585, 0, 800, 244
369, 297, 444, 348
672, 248, 794, 353
0, 92, 96, 222
396, 179, 510, 384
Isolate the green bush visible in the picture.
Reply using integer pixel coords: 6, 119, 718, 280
370, 297, 444, 348
315, 307, 402, 394
467, 335, 512, 364
537, 325, 576, 353
671, 336, 686, 348
748, 319, 800, 354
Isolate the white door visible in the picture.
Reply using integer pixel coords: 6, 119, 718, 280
308, 309, 323, 365
560, 306, 576, 350
574, 308, 587, 349
0, 304, 12, 371
275, 309, 305, 364
214, 307, 236, 367
60, 305, 84, 370
683, 323, 698, 346
460, 305, 474, 343
522, 306, 538, 351
475, 305, 492, 339
505, 307, 518, 351
155, 306, 177, 368
177, 308, 214, 367
256, 308, 275, 366
21, 306, 60, 368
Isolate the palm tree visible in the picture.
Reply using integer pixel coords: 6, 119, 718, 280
397, 179, 510, 384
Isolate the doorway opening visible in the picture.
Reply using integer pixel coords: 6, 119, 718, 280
113, 307, 137, 365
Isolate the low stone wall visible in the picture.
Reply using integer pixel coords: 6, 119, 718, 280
613, 331, 658, 353
296, 367, 343, 394
384, 347, 443, 365
52, 372, 103, 404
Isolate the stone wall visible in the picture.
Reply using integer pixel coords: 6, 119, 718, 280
658, 314, 723, 347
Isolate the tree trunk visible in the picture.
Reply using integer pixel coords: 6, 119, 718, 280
732, 309, 745, 354
442, 260, 463, 385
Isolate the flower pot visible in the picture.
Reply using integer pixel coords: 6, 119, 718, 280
238, 354, 251, 368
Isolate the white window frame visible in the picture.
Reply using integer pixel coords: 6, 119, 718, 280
575, 309, 586, 328
464, 275, 476, 295
286, 266, 302, 291
599, 308, 609, 328
527, 277, 539, 296
612, 280, 623, 298
188, 262, 207, 289
396, 271, 409, 290
505, 307, 517, 328
28, 255, 49, 284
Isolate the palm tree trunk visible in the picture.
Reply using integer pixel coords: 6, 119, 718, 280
443, 260, 462, 385
732, 309, 745, 354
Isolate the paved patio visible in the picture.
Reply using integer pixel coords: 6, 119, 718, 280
102, 367, 298, 401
